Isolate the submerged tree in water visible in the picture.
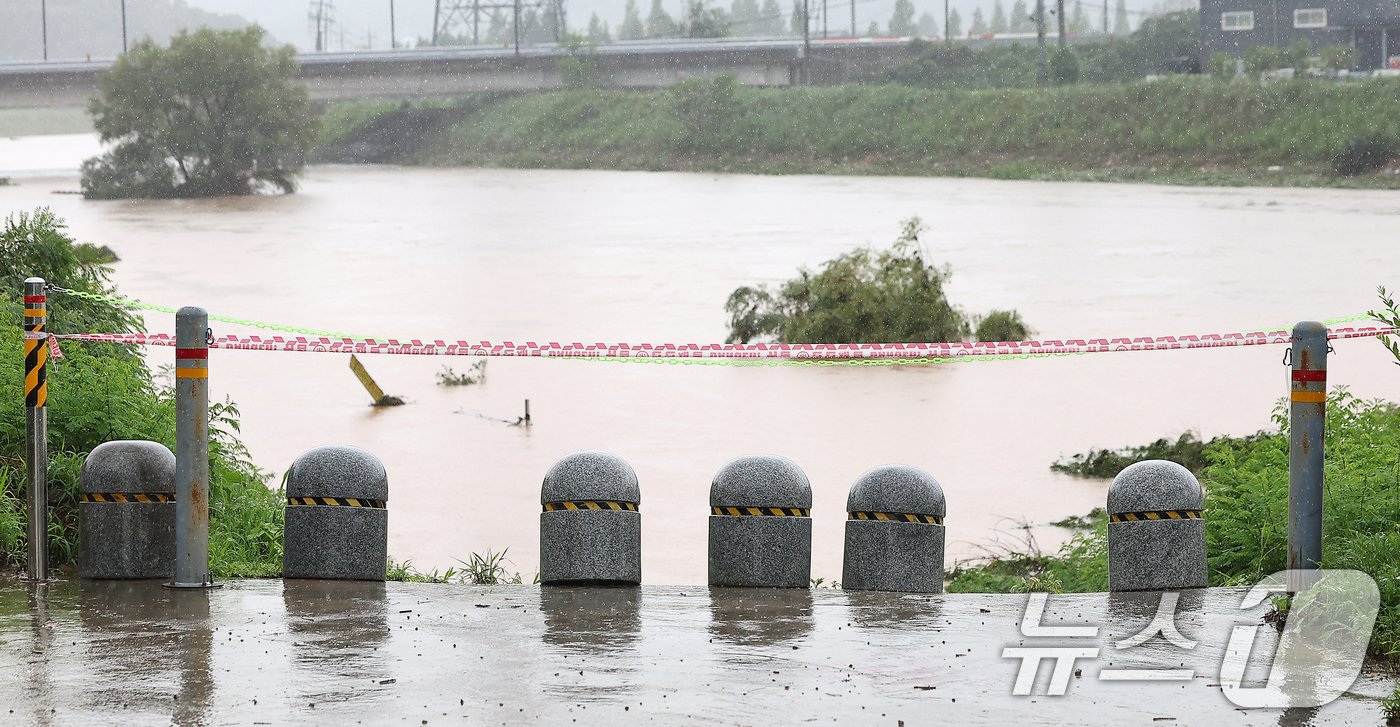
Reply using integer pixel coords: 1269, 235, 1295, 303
726, 218, 1029, 344
81, 27, 315, 200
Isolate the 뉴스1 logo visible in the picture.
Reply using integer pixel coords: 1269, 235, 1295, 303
1002, 569, 1379, 708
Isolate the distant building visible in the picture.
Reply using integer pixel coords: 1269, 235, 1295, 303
1198, 0, 1400, 70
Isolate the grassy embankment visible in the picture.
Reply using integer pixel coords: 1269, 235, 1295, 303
317, 77, 1400, 188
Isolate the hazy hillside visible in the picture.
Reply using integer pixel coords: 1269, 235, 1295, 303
1, 0, 261, 62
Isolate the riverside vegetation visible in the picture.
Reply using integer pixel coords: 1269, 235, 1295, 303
952, 389, 1400, 669
0, 209, 283, 577
0, 209, 505, 583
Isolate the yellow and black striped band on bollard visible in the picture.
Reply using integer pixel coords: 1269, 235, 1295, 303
23, 293, 47, 408
711, 506, 810, 517
543, 501, 638, 512
288, 496, 387, 508
848, 511, 944, 525
1109, 510, 1203, 523
80, 492, 175, 504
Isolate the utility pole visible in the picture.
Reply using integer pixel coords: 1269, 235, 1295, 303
944, 0, 950, 42
823, 0, 828, 37
311, 0, 334, 52
474, 0, 481, 43
41, 0, 48, 60
1034, 0, 1047, 82
121, 0, 128, 53
1056, 0, 1066, 47
390, 0, 397, 48
802, 0, 811, 83
433, 0, 442, 44
513, 0, 521, 56
850, 0, 854, 36
1102, 0, 1107, 34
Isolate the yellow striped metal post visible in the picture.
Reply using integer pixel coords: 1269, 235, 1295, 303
168, 306, 216, 589
1288, 320, 1327, 593
23, 277, 49, 582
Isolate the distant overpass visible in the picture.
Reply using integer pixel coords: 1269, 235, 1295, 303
0, 34, 1090, 110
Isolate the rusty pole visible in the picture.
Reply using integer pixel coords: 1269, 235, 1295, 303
23, 278, 50, 582
1287, 320, 1327, 593
169, 307, 215, 589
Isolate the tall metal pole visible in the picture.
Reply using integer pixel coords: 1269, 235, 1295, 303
41, 0, 48, 60
1102, 0, 1107, 34
121, 0, 128, 53
1287, 321, 1327, 594
433, 0, 442, 44
23, 278, 49, 582
169, 307, 215, 589
850, 0, 854, 36
802, 0, 810, 83
390, 0, 397, 48
944, 0, 950, 42
1035, 0, 1047, 83
1056, 0, 1066, 47
474, 0, 481, 43
513, 0, 521, 56
822, 0, 827, 38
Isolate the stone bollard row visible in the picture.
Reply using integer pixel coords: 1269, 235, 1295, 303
75, 440, 1204, 593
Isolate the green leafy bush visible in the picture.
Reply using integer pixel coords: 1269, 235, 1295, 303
82, 27, 314, 199
1319, 44, 1356, 71
975, 309, 1033, 342
1243, 44, 1287, 78
1050, 430, 1264, 478
1333, 135, 1396, 176
1050, 47, 1080, 85
724, 217, 974, 344
668, 74, 747, 152
1209, 51, 1236, 80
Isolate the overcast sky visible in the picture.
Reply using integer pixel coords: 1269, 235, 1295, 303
1, 0, 1176, 62
181, 0, 1164, 51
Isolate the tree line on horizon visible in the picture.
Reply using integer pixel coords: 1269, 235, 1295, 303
437, 0, 1143, 45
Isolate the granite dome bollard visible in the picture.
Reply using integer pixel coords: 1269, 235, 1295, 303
283, 445, 388, 581
841, 465, 946, 593
708, 455, 812, 588
78, 440, 177, 579
1107, 460, 1208, 592
540, 451, 642, 585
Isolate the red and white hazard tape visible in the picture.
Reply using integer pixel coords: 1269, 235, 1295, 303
47, 325, 1400, 360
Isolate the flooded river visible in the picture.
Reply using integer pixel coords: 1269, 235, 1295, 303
4, 140, 1400, 584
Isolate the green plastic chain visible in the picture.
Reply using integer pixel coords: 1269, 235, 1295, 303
50, 287, 378, 341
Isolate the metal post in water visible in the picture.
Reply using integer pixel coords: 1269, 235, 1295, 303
168, 307, 216, 589
1288, 320, 1327, 593
23, 278, 49, 582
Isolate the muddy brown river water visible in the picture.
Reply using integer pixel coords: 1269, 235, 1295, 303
3, 143, 1400, 584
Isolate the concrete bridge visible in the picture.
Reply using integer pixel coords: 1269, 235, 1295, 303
0, 37, 919, 110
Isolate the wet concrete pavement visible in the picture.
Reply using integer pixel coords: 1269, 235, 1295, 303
0, 579, 1393, 725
